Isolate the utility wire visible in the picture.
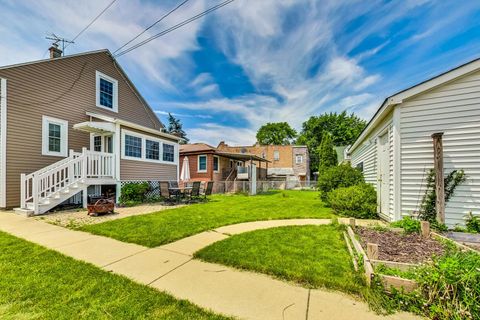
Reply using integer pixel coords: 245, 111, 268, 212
114, 0, 235, 57
65, 0, 118, 49
113, 0, 190, 55
25, 0, 234, 108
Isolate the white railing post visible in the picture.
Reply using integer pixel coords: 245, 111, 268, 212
82, 147, 88, 179
20, 173, 26, 208
32, 175, 39, 214
68, 149, 75, 183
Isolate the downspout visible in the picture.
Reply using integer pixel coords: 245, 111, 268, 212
0, 78, 7, 208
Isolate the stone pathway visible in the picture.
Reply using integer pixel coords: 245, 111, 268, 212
0, 212, 418, 320
35, 202, 184, 227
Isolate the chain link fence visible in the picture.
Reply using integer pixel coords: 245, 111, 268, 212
119, 179, 318, 197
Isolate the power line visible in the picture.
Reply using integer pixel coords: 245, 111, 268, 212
113, 0, 190, 55
65, 0, 118, 50
25, 0, 234, 108
114, 0, 235, 57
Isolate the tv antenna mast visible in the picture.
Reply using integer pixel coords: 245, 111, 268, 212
45, 33, 74, 56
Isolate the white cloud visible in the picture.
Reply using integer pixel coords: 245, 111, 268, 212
188, 123, 256, 146
154, 110, 212, 119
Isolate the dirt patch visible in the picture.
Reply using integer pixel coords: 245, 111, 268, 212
355, 227, 446, 263
35, 203, 184, 228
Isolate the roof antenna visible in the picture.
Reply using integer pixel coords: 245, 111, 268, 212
45, 33, 74, 57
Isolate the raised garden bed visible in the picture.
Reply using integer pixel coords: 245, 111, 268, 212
343, 219, 446, 293
355, 226, 445, 263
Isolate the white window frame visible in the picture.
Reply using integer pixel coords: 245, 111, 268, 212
197, 155, 207, 173
145, 139, 160, 161
213, 155, 220, 172
121, 129, 177, 165
96, 71, 118, 112
42, 116, 68, 157
273, 150, 280, 161
162, 143, 175, 163
295, 155, 303, 164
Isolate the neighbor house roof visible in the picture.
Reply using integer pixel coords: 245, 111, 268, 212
349, 56, 480, 153
180, 143, 217, 153
180, 143, 269, 162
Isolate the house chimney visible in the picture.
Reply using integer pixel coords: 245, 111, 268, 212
49, 44, 62, 59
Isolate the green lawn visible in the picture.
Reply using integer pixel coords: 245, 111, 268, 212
0, 231, 228, 320
81, 190, 333, 247
194, 224, 363, 294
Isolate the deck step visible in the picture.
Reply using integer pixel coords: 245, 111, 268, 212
14, 208, 35, 217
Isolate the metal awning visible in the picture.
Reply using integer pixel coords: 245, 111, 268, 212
73, 121, 116, 134
215, 151, 270, 162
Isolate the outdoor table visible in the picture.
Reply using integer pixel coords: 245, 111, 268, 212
169, 187, 193, 202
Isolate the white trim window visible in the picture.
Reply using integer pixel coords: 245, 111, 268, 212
93, 136, 102, 152
146, 139, 160, 160
273, 150, 280, 161
198, 155, 207, 172
163, 143, 174, 162
96, 71, 118, 112
42, 116, 68, 157
295, 155, 303, 164
124, 134, 142, 158
213, 155, 219, 172
121, 129, 178, 165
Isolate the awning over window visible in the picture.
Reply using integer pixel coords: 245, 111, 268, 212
73, 121, 116, 134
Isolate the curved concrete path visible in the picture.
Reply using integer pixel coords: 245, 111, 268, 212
0, 212, 418, 320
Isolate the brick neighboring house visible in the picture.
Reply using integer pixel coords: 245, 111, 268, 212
217, 142, 310, 184
179, 143, 268, 187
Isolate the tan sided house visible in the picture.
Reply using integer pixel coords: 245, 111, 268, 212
0, 47, 181, 215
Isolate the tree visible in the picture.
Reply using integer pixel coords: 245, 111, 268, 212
167, 113, 189, 144
296, 111, 366, 174
317, 133, 337, 172
256, 122, 297, 145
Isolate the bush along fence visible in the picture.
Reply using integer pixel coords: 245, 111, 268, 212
117, 179, 318, 204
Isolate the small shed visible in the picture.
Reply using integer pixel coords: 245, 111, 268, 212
348, 57, 480, 226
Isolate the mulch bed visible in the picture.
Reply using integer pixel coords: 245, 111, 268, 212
355, 227, 446, 263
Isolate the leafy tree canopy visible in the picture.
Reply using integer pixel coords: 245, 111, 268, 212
256, 122, 297, 145
297, 111, 366, 173
167, 113, 189, 144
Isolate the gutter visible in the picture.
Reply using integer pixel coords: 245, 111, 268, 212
86, 111, 182, 142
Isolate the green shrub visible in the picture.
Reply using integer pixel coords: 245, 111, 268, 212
382, 250, 480, 320
465, 212, 480, 233
390, 216, 420, 234
317, 164, 364, 202
119, 182, 150, 204
327, 183, 377, 219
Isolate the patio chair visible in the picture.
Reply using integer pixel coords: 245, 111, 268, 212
160, 181, 177, 205
200, 181, 214, 201
169, 181, 179, 188
187, 181, 201, 202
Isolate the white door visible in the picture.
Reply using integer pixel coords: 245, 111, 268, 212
378, 132, 390, 215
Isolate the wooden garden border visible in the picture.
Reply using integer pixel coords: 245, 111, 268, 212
431, 231, 480, 254
344, 221, 419, 292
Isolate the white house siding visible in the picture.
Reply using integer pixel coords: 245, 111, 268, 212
351, 112, 394, 220
399, 69, 480, 226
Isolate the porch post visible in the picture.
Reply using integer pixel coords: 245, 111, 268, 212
431, 132, 445, 224
82, 187, 88, 209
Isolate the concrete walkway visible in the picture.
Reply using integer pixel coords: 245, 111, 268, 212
0, 212, 418, 320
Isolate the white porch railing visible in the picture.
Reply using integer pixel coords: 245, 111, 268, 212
20, 147, 115, 213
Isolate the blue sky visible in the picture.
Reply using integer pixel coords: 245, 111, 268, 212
1, 0, 480, 145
